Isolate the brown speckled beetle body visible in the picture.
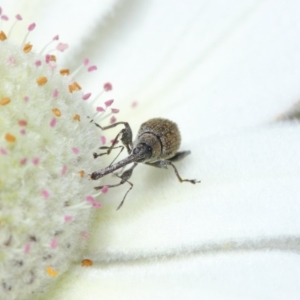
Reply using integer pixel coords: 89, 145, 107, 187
91, 118, 200, 209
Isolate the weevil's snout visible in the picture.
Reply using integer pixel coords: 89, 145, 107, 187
132, 143, 152, 162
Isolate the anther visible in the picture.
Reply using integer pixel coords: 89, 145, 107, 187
36, 76, 48, 86
0, 97, 11, 105
23, 43, 33, 53
52, 108, 61, 117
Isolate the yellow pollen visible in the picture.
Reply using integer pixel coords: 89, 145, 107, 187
81, 259, 93, 267
52, 108, 62, 117
68, 82, 82, 93
23, 43, 33, 53
0, 98, 11, 105
60, 69, 70, 76
73, 114, 80, 121
46, 267, 59, 277
37, 76, 48, 86
5, 133, 16, 143
50, 55, 56, 62
0, 31, 7, 41
78, 170, 85, 177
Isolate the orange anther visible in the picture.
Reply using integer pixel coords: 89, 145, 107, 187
73, 114, 80, 121
50, 55, 56, 62
0, 98, 11, 105
52, 108, 61, 117
23, 43, 33, 53
37, 76, 48, 86
78, 170, 85, 177
5, 133, 16, 143
68, 82, 82, 93
0, 31, 7, 41
46, 267, 59, 277
60, 69, 70, 76
81, 259, 93, 267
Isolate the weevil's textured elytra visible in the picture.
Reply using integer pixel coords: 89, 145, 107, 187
91, 118, 200, 210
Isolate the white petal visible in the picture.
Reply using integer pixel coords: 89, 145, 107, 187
49, 252, 300, 300
1, 0, 119, 48
87, 122, 300, 255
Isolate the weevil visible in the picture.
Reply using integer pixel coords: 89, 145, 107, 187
91, 118, 200, 209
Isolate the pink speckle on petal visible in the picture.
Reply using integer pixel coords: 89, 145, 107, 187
42, 190, 50, 199
64, 215, 72, 222
0, 148, 8, 155
16, 14, 22, 21
20, 158, 27, 165
88, 65, 97, 72
35, 60, 41, 66
103, 82, 112, 91
28, 23, 36, 31
86, 196, 95, 203
7, 56, 16, 65
20, 129, 26, 135
1, 15, 8, 21
72, 147, 79, 154
51, 239, 58, 249
56, 43, 69, 52
24, 243, 30, 254
81, 232, 89, 239
61, 165, 67, 175
53, 35, 59, 41
96, 106, 104, 112
53, 89, 59, 98
101, 186, 109, 194
131, 101, 138, 108
105, 99, 114, 107
18, 120, 27, 126
50, 118, 57, 127
111, 108, 119, 114
32, 157, 39, 165
45, 54, 51, 63
110, 116, 116, 124
82, 93, 91, 100
93, 201, 102, 209
100, 136, 106, 145
23, 96, 29, 102
83, 58, 89, 65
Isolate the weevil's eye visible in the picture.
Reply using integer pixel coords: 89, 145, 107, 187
133, 147, 140, 155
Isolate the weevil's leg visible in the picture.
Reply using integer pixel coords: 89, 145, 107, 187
94, 163, 138, 210
93, 145, 123, 159
168, 151, 191, 162
94, 121, 133, 154
147, 160, 200, 184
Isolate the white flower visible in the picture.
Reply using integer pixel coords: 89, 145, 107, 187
1, 0, 300, 300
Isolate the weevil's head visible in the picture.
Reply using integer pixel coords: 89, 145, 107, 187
132, 143, 153, 162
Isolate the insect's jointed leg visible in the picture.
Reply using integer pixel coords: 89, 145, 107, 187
94, 163, 138, 210
147, 160, 200, 184
94, 121, 133, 154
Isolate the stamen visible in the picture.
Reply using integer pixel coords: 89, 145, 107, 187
39, 35, 59, 55
0, 97, 11, 105
46, 267, 59, 277
0, 30, 7, 41
36, 76, 48, 86
5, 133, 16, 143
21, 22, 36, 47
23, 43, 33, 53
81, 259, 93, 267
52, 108, 61, 117
60, 69, 70, 76
7, 14, 22, 38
